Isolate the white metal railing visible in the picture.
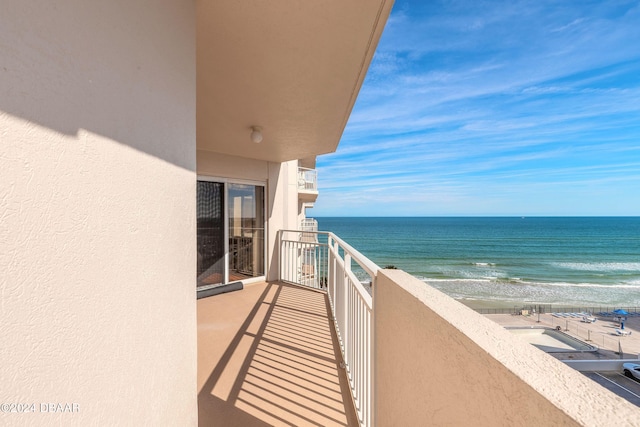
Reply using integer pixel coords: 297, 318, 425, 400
300, 218, 318, 232
297, 167, 318, 192
278, 229, 378, 427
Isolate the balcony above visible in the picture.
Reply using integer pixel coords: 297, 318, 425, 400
298, 167, 318, 202
196, 1, 394, 163
300, 218, 318, 233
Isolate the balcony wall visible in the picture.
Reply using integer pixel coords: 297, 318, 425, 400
1, 1, 197, 425
374, 269, 639, 427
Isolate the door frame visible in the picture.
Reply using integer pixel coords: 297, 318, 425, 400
197, 175, 267, 288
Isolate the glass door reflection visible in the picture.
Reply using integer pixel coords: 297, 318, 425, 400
196, 181, 225, 287
228, 184, 265, 281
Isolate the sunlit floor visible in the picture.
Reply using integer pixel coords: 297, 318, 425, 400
197, 281, 358, 426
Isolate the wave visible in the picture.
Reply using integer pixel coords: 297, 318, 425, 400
473, 262, 497, 267
430, 265, 506, 280
551, 262, 640, 272
420, 277, 640, 289
541, 281, 640, 289
421, 277, 494, 283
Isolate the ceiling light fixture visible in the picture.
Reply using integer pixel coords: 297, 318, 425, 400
250, 126, 263, 143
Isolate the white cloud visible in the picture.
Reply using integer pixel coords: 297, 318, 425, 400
311, 0, 640, 216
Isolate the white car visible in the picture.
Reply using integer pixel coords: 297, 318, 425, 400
622, 363, 640, 381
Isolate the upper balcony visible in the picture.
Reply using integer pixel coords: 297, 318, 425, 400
299, 217, 320, 241
198, 229, 640, 427
300, 218, 318, 232
298, 167, 319, 202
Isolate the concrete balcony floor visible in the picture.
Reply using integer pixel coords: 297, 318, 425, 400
198, 281, 358, 426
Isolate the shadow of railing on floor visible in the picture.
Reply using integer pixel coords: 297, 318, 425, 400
198, 282, 356, 426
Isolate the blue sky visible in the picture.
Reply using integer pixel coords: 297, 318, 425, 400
312, 0, 640, 217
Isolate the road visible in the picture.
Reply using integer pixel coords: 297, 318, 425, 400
582, 371, 640, 407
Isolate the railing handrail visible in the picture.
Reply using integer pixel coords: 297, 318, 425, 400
278, 229, 378, 427
328, 232, 379, 281
281, 229, 379, 280
300, 218, 318, 232
323, 237, 374, 310
297, 167, 318, 192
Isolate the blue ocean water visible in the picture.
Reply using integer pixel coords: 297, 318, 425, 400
317, 217, 640, 307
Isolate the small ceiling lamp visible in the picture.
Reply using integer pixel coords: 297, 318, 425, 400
250, 126, 263, 143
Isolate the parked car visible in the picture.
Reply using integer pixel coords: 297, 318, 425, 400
622, 363, 640, 381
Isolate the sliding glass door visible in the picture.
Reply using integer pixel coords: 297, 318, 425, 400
228, 184, 265, 281
197, 181, 225, 288
197, 179, 265, 288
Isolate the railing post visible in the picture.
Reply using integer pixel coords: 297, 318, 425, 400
344, 252, 351, 370
279, 229, 378, 427
277, 229, 282, 281
370, 271, 376, 427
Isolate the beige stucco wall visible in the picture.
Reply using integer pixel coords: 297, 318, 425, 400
197, 151, 300, 281
197, 150, 269, 182
261, 160, 300, 281
374, 269, 639, 427
1, 1, 197, 426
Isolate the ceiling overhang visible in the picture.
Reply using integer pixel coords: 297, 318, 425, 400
196, 0, 394, 163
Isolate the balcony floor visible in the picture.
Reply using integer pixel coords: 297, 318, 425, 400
198, 281, 358, 426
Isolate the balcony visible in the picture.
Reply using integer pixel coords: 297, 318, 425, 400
198, 230, 640, 426
298, 167, 318, 202
198, 281, 358, 426
300, 218, 318, 233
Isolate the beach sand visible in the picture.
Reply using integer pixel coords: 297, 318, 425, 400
459, 298, 526, 310
458, 299, 640, 360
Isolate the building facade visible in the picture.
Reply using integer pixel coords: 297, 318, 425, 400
3, 2, 639, 426
1, 1, 392, 425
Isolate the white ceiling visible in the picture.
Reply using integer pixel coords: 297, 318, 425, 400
196, 0, 394, 163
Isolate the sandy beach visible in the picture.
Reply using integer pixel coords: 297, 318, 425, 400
460, 299, 640, 360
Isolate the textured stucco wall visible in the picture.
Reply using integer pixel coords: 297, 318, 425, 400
265, 160, 299, 281
0, 1, 197, 426
197, 150, 269, 182
374, 269, 639, 427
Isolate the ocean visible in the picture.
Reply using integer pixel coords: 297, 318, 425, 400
316, 217, 640, 308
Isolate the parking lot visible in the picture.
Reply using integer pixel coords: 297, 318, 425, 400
483, 311, 640, 408
582, 371, 640, 407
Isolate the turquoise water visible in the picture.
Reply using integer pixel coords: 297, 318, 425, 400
317, 217, 640, 307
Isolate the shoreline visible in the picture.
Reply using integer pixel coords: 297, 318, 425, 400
455, 297, 637, 312
456, 298, 557, 310
457, 298, 523, 310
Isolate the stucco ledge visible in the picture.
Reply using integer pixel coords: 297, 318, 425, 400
375, 269, 639, 426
